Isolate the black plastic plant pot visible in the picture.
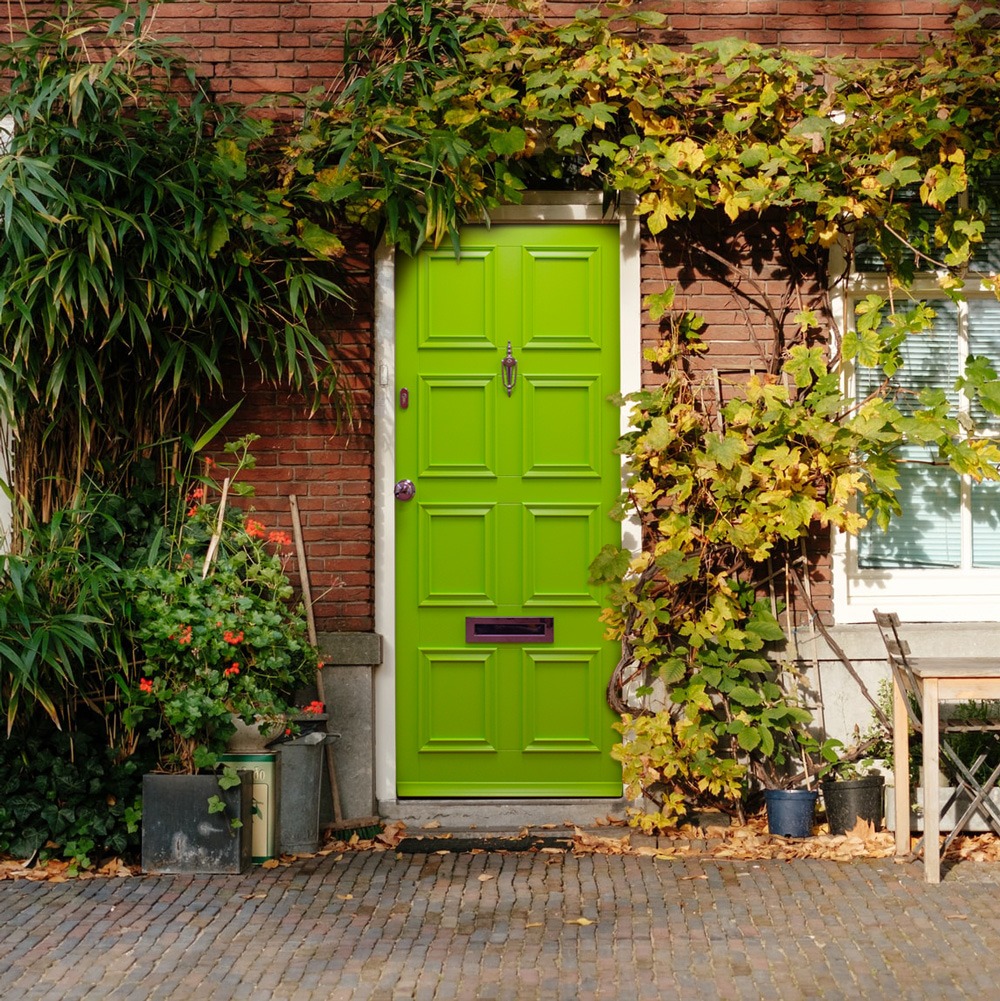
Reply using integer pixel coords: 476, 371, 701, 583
765, 788, 818, 838
821, 775, 885, 835
141, 772, 252, 874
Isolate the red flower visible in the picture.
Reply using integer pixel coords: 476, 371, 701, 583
139, 678, 154, 693
245, 519, 266, 539
224, 663, 240, 677
268, 530, 292, 547
223, 629, 244, 645
301, 700, 325, 714
170, 624, 193, 646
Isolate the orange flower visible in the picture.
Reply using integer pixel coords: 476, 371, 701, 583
170, 624, 193, 646
139, 678, 154, 693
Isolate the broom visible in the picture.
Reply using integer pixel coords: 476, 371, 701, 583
289, 495, 382, 841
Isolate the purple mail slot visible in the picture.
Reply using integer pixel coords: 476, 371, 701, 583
465, 617, 554, 643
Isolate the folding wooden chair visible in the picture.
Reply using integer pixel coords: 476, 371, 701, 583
874, 610, 1000, 859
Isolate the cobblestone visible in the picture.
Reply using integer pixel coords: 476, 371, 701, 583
2, 852, 1000, 999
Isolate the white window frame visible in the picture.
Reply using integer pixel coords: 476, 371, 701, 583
830, 240, 1000, 623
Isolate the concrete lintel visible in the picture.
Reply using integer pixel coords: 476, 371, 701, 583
317, 632, 383, 667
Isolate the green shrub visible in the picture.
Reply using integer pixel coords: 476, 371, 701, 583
0, 721, 152, 869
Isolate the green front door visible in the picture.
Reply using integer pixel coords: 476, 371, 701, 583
395, 223, 622, 796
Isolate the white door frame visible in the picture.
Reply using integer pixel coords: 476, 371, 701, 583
373, 192, 642, 804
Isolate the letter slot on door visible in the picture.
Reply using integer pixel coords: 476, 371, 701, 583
465, 617, 554, 643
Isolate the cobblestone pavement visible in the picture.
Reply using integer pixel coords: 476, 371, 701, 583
3, 851, 1000, 1000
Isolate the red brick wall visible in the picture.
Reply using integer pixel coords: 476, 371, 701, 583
218, 244, 376, 634
153, 1, 364, 99
639, 210, 834, 622
154, 1, 956, 99
657, 0, 952, 57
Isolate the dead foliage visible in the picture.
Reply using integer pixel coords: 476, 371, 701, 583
7, 817, 1000, 880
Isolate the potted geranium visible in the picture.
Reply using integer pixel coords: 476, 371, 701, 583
125, 437, 319, 873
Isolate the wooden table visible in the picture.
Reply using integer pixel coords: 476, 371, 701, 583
893, 657, 1000, 883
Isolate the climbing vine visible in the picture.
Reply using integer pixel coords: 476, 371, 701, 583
276, 0, 1000, 827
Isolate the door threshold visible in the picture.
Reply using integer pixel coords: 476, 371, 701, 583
378, 797, 627, 831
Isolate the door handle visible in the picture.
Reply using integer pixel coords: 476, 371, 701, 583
394, 479, 416, 501
501, 341, 517, 397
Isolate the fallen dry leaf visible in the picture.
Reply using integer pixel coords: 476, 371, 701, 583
261, 859, 281, 870
477, 873, 494, 882
572, 829, 630, 856
564, 917, 593, 926
422, 820, 441, 830
337, 893, 353, 900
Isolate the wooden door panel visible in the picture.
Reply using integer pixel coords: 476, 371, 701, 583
521, 649, 605, 752
396, 223, 621, 797
418, 376, 497, 477
523, 376, 602, 477
522, 504, 603, 607
417, 504, 497, 607
417, 649, 497, 752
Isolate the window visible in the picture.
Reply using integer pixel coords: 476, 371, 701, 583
832, 185, 1000, 623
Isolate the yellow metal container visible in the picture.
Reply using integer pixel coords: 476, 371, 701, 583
221, 753, 277, 862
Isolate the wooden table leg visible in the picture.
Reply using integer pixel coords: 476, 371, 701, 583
922, 678, 941, 884
893, 675, 910, 857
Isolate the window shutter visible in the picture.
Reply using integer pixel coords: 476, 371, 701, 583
856, 307, 961, 568
968, 299, 1000, 431
972, 478, 1000, 567
972, 177, 1000, 273
859, 445, 961, 568
855, 302, 959, 417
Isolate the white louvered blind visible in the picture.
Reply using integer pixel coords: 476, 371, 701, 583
856, 304, 962, 569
